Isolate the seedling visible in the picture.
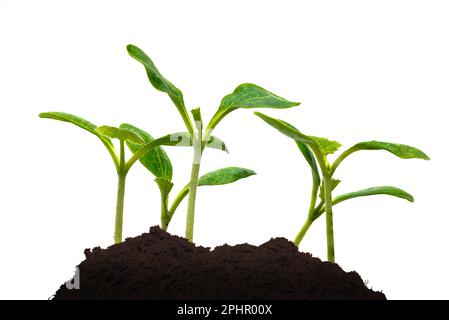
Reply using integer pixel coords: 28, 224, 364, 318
127, 44, 299, 241
39, 112, 197, 243
255, 112, 429, 262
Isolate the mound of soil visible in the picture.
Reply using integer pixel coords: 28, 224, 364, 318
53, 226, 385, 300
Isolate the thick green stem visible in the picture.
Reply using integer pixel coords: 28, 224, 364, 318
323, 173, 335, 262
294, 218, 312, 246
114, 140, 126, 244
186, 109, 203, 242
160, 193, 169, 231
156, 179, 173, 231
186, 156, 201, 242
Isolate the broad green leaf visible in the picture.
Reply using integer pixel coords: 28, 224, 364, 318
198, 167, 256, 186
39, 112, 113, 146
319, 179, 341, 201
310, 136, 341, 156
349, 141, 429, 160
127, 44, 193, 134
120, 123, 173, 181
167, 132, 229, 152
208, 84, 299, 129
96, 126, 144, 143
333, 186, 414, 204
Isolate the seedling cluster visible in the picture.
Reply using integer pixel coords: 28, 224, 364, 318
40, 45, 429, 263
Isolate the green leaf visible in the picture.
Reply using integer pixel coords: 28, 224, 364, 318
295, 141, 320, 184
167, 132, 229, 152
198, 167, 256, 186
349, 141, 429, 160
96, 126, 144, 143
310, 136, 341, 156
39, 111, 112, 144
332, 186, 414, 205
255, 112, 316, 145
208, 84, 300, 129
313, 186, 414, 220
255, 112, 339, 158
120, 124, 173, 181
319, 179, 341, 201
127, 44, 193, 134
166, 167, 256, 222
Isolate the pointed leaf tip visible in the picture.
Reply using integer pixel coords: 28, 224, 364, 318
351, 141, 429, 160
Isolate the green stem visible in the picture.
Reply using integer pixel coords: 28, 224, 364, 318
160, 192, 169, 231
294, 176, 319, 246
185, 132, 202, 242
323, 173, 335, 262
167, 184, 189, 224
294, 218, 312, 246
114, 140, 126, 244
329, 146, 357, 176
155, 178, 173, 231
101, 139, 120, 172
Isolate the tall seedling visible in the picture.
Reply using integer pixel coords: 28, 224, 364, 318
255, 112, 429, 262
127, 45, 299, 241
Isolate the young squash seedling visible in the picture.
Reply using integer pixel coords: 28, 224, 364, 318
255, 112, 429, 263
127, 44, 299, 241
120, 123, 256, 231
39, 112, 199, 243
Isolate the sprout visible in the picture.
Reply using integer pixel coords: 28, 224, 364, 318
255, 112, 429, 263
127, 44, 299, 242
39, 112, 191, 243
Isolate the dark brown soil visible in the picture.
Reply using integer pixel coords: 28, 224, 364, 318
53, 226, 385, 300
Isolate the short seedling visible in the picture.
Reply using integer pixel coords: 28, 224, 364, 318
255, 112, 429, 263
127, 45, 299, 242
39, 112, 193, 243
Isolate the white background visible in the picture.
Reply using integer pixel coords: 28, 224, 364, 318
0, 0, 448, 299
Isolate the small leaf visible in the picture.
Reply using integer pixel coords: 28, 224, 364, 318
333, 186, 414, 205
96, 126, 144, 143
120, 124, 173, 181
198, 167, 256, 186
310, 136, 341, 156
127, 44, 193, 134
350, 141, 429, 160
155, 177, 174, 195
167, 132, 229, 152
319, 179, 341, 200
208, 84, 299, 129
